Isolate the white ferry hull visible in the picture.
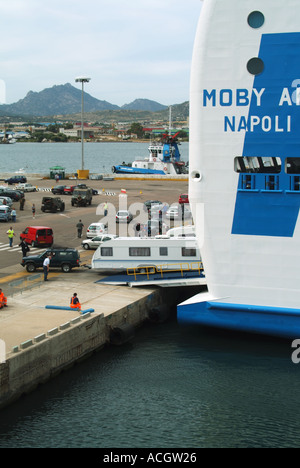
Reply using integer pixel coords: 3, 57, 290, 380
178, 0, 300, 338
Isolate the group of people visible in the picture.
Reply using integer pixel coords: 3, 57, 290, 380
6, 228, 30, 256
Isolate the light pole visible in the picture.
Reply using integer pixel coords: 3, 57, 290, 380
75, 76, 91, 172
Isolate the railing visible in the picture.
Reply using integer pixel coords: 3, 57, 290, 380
127, 262, 204, 281
8, 273, 44, 297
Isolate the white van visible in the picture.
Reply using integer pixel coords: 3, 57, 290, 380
86, 222, 107, 238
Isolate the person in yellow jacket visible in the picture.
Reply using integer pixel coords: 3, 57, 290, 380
70, 293, 81, 310
7, 227, 15, 247
0, 289, 7, 308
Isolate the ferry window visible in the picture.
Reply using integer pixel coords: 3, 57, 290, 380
290, 176, 300, 191
234, 157, 281, 173
182, 247, 197, 257
265, 175, 279, 191
101, 247, 113, 257
286, 158, 300, 174
248, 11, 265, 29
129, 247, 151, 257
247, 58, 264, 76
160, 247, 168, 256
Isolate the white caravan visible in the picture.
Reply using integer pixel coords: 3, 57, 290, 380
91, 237, 201, 272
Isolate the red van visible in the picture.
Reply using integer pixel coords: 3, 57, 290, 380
20, 226, 53, 247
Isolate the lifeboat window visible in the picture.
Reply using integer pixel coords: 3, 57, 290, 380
234, 156, 281, 173
247, 11, 265, 29
286, 158, 300, 174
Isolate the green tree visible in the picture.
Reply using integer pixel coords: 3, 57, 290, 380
128, 123, 144, 138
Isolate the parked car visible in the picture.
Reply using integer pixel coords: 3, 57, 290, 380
0, 189, 23, 201
64, 186, 76, 195
86, 223, 107, 238
16, 183, 37, 192
0, 206, 12, 222
20, 226, 53, 247
21, 248, 81, 273
116, 210, 133, 223
179, 193, 189, 204
71, 188, 93, 206
41, 196, 65, 213
0, 196, 13, 207
166, 205, 192, 220
142, 219, 169, 236
51, 185, 66, 195
144, 200, 162, 210
5, 175, 27, 185
82, 234, 118, 250
77, 183, 98, 195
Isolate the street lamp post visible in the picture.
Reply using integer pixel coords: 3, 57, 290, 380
75, 76, 91, 171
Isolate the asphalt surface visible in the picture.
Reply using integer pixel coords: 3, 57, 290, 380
0, 176, 189, 288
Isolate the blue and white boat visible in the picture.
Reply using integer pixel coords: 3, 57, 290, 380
112, 110, 187, 176
178, 0, 300, 339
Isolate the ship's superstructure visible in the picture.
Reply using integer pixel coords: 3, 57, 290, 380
178, 0, 300, 338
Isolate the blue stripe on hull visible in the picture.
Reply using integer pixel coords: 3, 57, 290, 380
113, 166, 165, 175
177, 301, 300, 339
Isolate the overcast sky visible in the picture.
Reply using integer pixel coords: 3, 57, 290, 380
0, 0, 202, 106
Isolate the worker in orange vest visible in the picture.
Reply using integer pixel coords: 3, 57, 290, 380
0, 289, 7, 308
70, 293, 81, 310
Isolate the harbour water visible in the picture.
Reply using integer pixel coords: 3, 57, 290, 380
0, 142, 299, 448
0, 318, 299, 448
0, 141, 189, 175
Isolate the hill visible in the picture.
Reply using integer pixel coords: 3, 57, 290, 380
0, 83, 119, 117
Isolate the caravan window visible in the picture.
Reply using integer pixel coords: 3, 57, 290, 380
101, 247, 113, 257
182, 247, 197, 257
129, 247, 151, 257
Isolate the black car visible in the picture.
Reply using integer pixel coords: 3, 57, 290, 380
21, 248, 81, 273
51, 185, 66, 195
5, 175, 27, 185
0, 189, 24, 201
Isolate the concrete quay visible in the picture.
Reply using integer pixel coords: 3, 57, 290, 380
0, 271, 179, 410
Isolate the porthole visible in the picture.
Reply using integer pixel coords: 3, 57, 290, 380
248, 11, 265, 29
247, 57, 264, 76
191, 170, 202, 182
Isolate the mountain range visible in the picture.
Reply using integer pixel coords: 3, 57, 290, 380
0, 83, 177, 119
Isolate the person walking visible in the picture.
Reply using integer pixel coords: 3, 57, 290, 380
104, 201, 108, 217
0, 288, 7, 308
70, 293, 81, 311
43, 254, 52, 281
76, 220, 84, 238
32, 203, 36, 219
7, 227, 15, 247
20, 196, 25, 211
19, 239, 29, 257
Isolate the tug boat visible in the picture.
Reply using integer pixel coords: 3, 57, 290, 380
177, 0, 300, 339
112, 109, 188, 176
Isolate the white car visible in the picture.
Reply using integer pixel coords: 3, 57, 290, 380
82, 234, 118, 250
16, 183, 37, 192
166, 205, 193, 220
86, 222, 107, 238
0, 196, 13, 207
116, 210, 133, 223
